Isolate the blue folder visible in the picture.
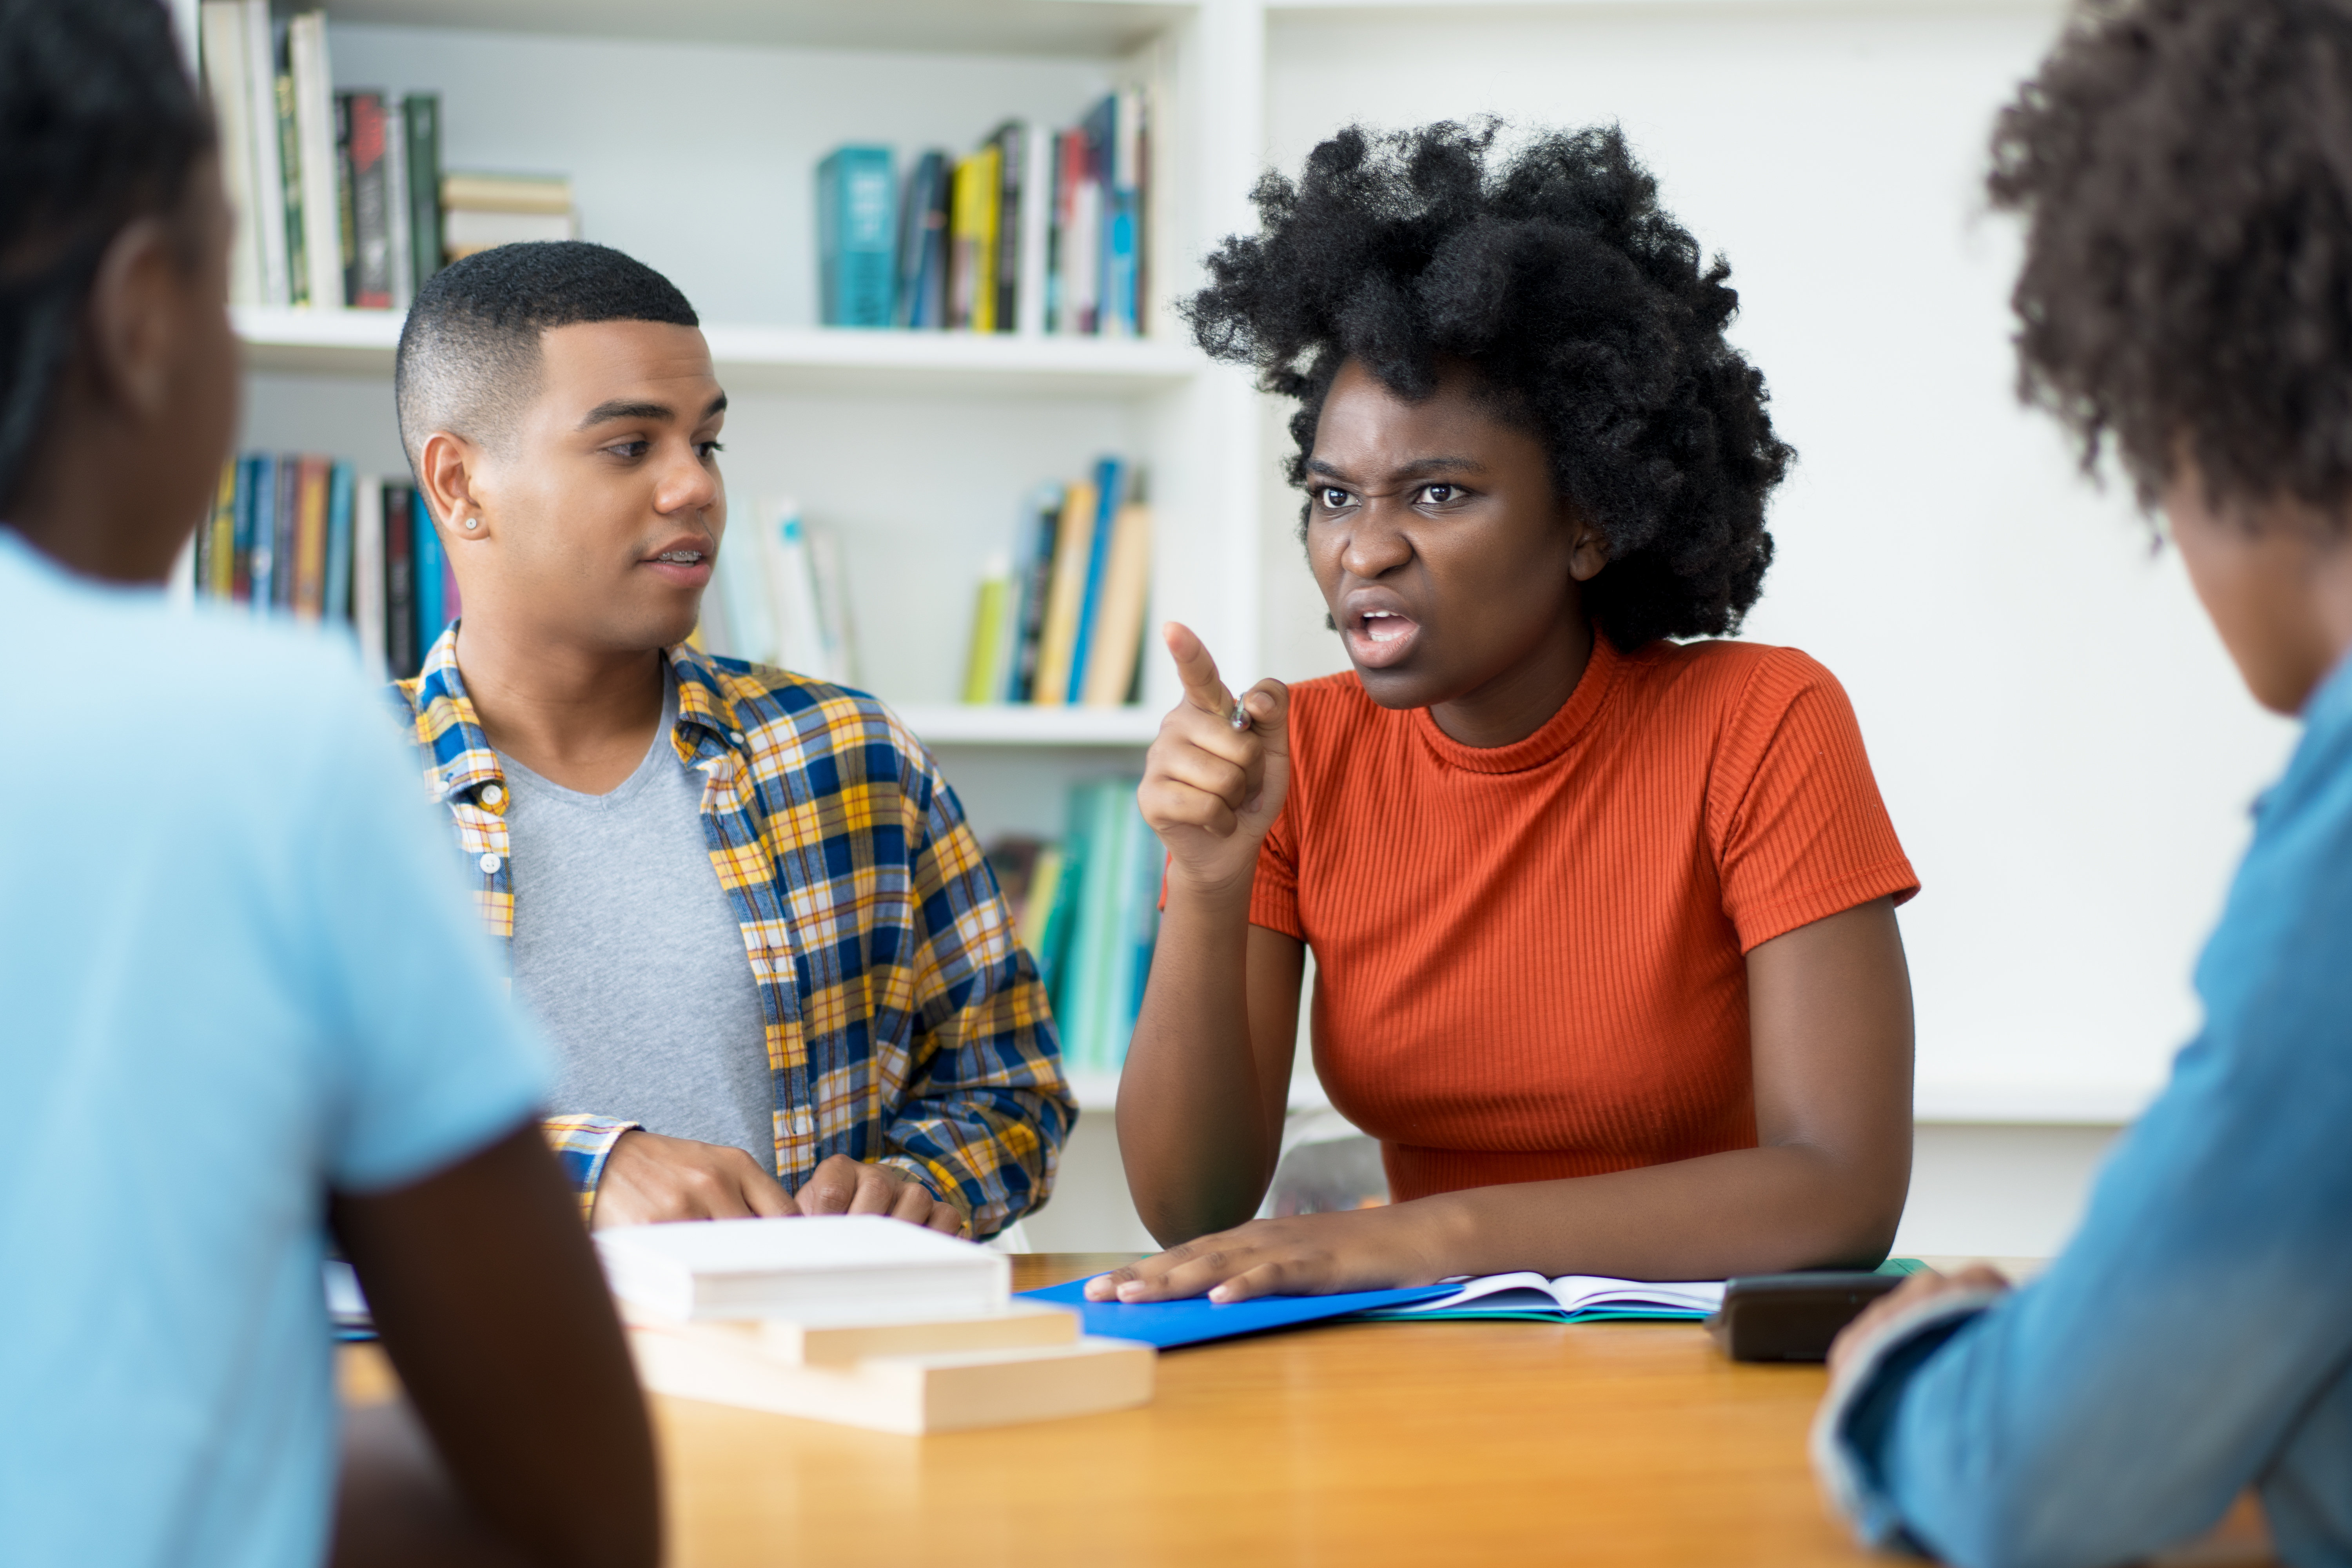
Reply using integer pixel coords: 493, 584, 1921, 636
1020, 1277, 1460, 1350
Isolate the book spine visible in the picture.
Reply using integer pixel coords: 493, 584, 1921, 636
815, 150, 842, 326
381, 102, 413, 308
274, 61, 306, 307
292, 454, 329, 619
807, 526, 856, 684
208, 458, 239, 599
1107, 86, 1143, 338
1118, 782, 1161, 1062
1017, 123, 1051, 337
1029, 480, 1097, 707
717, 530, 775, 666
960, 559, 1011, 705
947, 152, 982, 331
198, 4, 263, 307
240, 0, 289, 307
232, 454, 261, 605
413, 492, 444, 652
323, 460, 354, 622
335, 93, 357, 307
1080, 501, 1151, 707
383, 481, 416, 677
290, 13, 343, 311
352, 474, 386, 679
346, 93, 391, 309
921, 156, 951, 329
403, 94, 443, 286
993, 122, 1023, 335
1063, 457, 1125, 704
894, 151, 934, 329
762, 508, 827, 678
1007, 483, 1061, 702
820, 147, 895, 329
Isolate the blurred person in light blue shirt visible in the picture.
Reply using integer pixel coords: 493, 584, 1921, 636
1814, 2, 2352, 1564
0, 2, 656, 1564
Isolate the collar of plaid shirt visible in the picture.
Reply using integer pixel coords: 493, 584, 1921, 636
387, 627, 1073, 1236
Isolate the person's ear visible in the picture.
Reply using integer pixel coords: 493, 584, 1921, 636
81, 216, 184, 425
418, 430, 490, 540
1568, 512, 1610, 583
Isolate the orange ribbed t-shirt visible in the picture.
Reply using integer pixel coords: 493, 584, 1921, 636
1250, 635, 1918, 1204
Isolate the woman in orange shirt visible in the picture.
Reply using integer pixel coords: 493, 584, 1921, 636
1098, 123, 1920, 1303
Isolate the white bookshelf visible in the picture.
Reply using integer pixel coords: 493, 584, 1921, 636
894, 703, 1162, 746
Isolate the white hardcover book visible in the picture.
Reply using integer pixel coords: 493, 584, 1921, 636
627, 1324, 1154, 1434
197, 3, 261, 307
804, 523, 858, 684
760, 506, 830, 680
619, 1296, 1078, 1367
239, 0, 288, 307
595, 1214, 1010, 1323
288, 13, 342, 310
1068, 177, 1102, 335
352, 476, 386, 681
382, 103, 414, 310
441, 208, 579, 255
714, 536, 776, 666
1016, 122, 1051, 337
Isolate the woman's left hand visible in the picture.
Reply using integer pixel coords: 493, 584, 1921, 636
1082, 1205, 1448, 1303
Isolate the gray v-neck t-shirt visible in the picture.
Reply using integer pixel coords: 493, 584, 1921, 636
501, 671, 776, 1169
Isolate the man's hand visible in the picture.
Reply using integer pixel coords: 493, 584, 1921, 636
1826, 1263, 2011, 1378
791, 1154, 967, 1236
1082, 1207, 1443, 1303
588, 1130, 792, 1229
1139, 621, 1290, 897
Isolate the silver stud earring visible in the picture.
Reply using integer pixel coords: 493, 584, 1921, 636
463, 517, 480, 530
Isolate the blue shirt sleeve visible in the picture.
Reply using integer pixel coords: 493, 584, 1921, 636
1823, 670, 2352, 1568
292, 663, 550, 1194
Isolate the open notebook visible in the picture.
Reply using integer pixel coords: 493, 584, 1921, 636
1356, 1274, 1724, 1323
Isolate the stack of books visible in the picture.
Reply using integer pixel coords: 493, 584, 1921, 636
694, 502, 858, 686
599, 1216, 1154, 1433
816, 87, 1148, 336
191, 456, 456, 682
961, 457, 1150, 708
441, 172, 579, 262
196, 3, 446, 310
987, 776, 1160, 1076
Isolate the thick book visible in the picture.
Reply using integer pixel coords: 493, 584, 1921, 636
988, 121, 1025, 335
1051, 126, 1098, 334
290, 454, 330, 619
1005, 481, 1063, 702
381, 102, 414, 308
288, 12, 343, 312
1028, 479, 1097, 707
383, 481, 417, 677
341, 92, 392, 309
271, 454, 300, 608
201, 460, 238, 600
234, 453, 267, 604
1104, 86, 1145, 338
1016, 123, 1052, 337
624, 1320, 1151, 1434
197, 3, 263, 307
895, 150, 949, 330
960, 554, 1014, 704
815, 145, 896, 329
322, 461, 354, 622
622, 1296, 1077, 1366
1063, 457, 1127, 705
1079, 501, 1151, 707
1056, 779, 1127, 1071
596, 1214, 1010, 1324
412, 491, 445, 651
442, 208, 575, 258
441, 171, 573, 212
402, 94, 442, 285
234, 0, 290, 306
947, 143, 1001, 332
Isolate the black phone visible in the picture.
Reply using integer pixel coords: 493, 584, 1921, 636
1705, 1271, 1907, 1362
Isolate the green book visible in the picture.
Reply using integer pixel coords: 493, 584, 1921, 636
275, 68, 306, 306
403, 93, 443, 285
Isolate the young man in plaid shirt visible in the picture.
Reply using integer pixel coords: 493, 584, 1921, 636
387, 240, 1072, 1238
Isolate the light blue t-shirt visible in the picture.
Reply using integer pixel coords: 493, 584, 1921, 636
0, 532, 549, 1568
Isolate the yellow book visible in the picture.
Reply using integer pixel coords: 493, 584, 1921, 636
205, 460, 238, 600
1080, 502, 1152, 707
960, 565, 1012, 704
949, 144, 1001, 332
1028, 481, 1097, 706
1017, 847, 1063, 955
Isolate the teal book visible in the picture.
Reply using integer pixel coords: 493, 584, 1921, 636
233, 453, 267, 606
412, 490, 444, 651
1096, 785, 1158, 1070
816, 145, 897, 328
1063, 456, 1125, 702
1059, 780, 1127, 1072
322, 461, 354, 623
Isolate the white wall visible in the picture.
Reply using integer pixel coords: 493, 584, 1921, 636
1254, 2, 2300, 1120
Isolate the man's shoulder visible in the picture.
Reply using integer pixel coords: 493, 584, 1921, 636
684, 653, 928, 775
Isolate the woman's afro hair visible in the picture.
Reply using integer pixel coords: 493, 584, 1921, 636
1990, 0, 2352, 521
1183, 120, 1791, 649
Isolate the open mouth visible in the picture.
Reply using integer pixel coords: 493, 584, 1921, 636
643, 546, 714, 583
1345, 608, 1421, 668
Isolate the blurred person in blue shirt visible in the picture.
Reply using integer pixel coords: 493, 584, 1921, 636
0, 2, 657, 1564
1814, 2, 2352, 1564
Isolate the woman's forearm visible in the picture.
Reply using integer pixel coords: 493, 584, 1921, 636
1116, 882, 1291, 1243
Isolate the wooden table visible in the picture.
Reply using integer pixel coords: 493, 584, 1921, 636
342, 1253, 2275, 1566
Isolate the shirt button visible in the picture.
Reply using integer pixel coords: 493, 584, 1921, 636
479, 852, 501, 875
481, 784, 505, 806
730, 730, 745, 744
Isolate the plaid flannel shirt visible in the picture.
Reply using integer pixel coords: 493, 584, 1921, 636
389, 629, 1074, 1238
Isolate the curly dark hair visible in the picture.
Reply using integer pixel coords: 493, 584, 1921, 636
0, 0, 211, 508
1183, 121, 1791, 650
1990, 0, 2352, 519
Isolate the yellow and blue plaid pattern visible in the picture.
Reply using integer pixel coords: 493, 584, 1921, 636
390, 629, 1074, 1237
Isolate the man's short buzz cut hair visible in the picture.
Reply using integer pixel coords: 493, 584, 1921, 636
394, 239, 700, 476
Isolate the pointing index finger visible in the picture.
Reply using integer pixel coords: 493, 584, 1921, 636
1163, 620, 1238, 720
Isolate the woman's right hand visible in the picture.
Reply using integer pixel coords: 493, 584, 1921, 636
1139, 621, 1290, 898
